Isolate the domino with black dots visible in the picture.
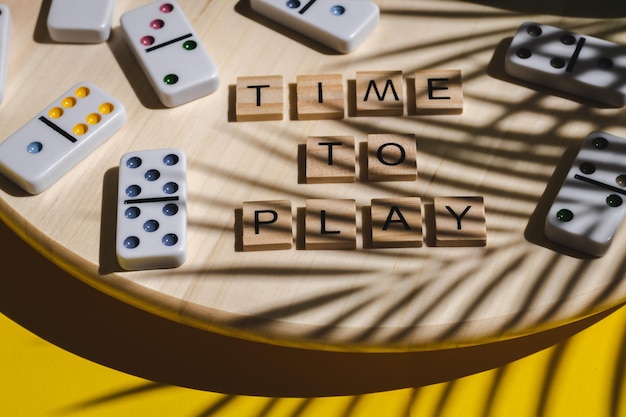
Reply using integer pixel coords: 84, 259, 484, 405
0, 82, 126, 194
0, 3, 11, 103
116, 148, 187, 270
505, 21, 626, 107
120, 1, 219, 107
250, 0, 379, 53
545, 131, 626, 257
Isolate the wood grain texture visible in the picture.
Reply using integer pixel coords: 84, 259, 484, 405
2, 0, 626, 351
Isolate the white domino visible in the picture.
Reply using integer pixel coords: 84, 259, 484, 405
0, 4, 11, 103
120, 1, 219, 107
505, 21, 626, 107
47, 0, 116, 43
545, 131, 626, 257
0, 82, 126, 194
250, 0, 379, 53
116, 148, 187, 270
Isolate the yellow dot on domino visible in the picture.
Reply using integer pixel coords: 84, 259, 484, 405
62, 97, 76, 108
99, 102, 114, 114
48, 107, 63, 118
73, 123, 88, 135
86, 113, 101, 124
75, 86, 90, 98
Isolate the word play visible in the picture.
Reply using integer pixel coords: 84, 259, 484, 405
47, 0, 116, 43
116, 148, 187, 270
545, 131, 626, 257
0, 3, 9, 104
250, 0, 379, 53
121, 1, 219, 107
0, 82, 126, 194
235, 69, 463, 121
241, 197, 487, 251
505, 21, 626, 107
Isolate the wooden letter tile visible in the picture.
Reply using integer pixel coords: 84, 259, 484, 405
242, 200, 293, 251
414, 69, 463, 115
306, 135, 355, 183
367, 133, 417, 181
433, 196, 486, 246
236, 75, 284, 121
305, 199, 356, 250
371, 197, 423, 248
296, 74, 344, 120
356, 70, 404, 116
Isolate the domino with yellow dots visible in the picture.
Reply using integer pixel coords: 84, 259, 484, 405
0, 82, 126, 194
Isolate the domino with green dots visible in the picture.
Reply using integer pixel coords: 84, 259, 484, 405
116, 148, 187, 270
545, 131, 626, 257
120, 1, 219, 107
0, 82, 126, 194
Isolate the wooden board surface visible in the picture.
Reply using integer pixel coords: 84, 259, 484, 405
2, 0, 626, 351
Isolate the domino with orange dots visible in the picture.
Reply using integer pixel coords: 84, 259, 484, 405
0, 82, 126, 194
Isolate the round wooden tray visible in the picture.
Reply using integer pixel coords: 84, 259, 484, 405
2, 0, 626, 351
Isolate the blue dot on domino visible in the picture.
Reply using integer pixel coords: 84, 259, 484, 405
144, 219, 160, 232
27, 142, 43, 154
163, 182, 178, 194
127, 156, 142, 168
126, 184, 141, 197
162, 233, 178, 246
125, 206, 141, 219
145, 169, 160, 181
163, 203, 178, 216
330, 5, 345, 16
124, 236, 140, 249
163, 153, 179, 166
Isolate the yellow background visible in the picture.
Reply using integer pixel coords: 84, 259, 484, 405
2, 218, 626, 416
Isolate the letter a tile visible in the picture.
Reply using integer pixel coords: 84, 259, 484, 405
371, 197, 423, 248
243, 200, 293, 251
433, 196, 487, 246
356, 71, 404, 116
236, 75, 284, 121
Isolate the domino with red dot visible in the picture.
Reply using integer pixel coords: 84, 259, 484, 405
120, 1, 219, 107
0, 82, 126, 194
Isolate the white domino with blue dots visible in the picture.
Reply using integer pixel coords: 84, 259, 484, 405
0, 82, 126, 194
116, 149, 187, 270
505, 21, 626, 107
0, 3, 11, 103
250, 0, 379, 53
47, 0, 116, 43
120, 1, 219, 107
545, 131, 626, 257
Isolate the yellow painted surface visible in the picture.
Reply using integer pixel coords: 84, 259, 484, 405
2, 305, 626, 416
